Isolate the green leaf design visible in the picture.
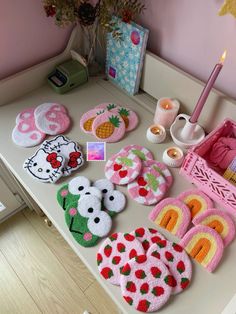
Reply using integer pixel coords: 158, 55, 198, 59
153, 165, 164, 176
131, 149, 146, 161
96, 109, 105, 115
107, 103, 117, 110
146, 173, 159, 192
118, 157, 133, 167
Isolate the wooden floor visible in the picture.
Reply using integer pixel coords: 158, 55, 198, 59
0, 209, 118, 314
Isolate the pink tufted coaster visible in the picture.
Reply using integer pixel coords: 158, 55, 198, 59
94, 103, 139, 131
92, 111, 126, 143
147, 241, 192, 294
178, 189, 213, 220
105, 151, 142, 185
179, 225, 224, 272
34, 103, 70, 135
192, 208, 236, 247
120, 255, 172, 312
16, 107, 35, 123
35, 102, 67, 115
12, 107, 46, 147
149, 198, 191, 238
95, 103, 119, 111
127, 167, 167, 205
97, 232, 144, 285
80, 108, 105, 134
117, 107, 139, 131
130, 227, 166, 252
119, 145, 154, 162
144, 160, 173, 188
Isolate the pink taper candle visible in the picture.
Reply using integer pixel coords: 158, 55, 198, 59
190, 51, 227, 124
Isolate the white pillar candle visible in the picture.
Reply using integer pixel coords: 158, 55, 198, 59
154, 98, 180, 129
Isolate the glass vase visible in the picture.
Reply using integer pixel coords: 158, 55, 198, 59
81, 22, 102, 76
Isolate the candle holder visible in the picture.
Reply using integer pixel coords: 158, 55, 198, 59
170, 114, 205, 149
163, 146, 184, 168
146, 124, 166, 143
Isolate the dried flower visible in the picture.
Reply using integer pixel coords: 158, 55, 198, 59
121, 9, 133, 23
42, 0, 145, 36
77, 2, 98, 26
44, 4, 56, 17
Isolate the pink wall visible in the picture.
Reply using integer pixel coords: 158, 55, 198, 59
139, 0, 236, 99
0, 0, 72, 80
1, 1, 236, 100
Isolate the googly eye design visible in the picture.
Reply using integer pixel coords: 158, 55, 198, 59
87, 211, 112, 237
77, 195, 101, 218
104, 190, 126, 213
68, 176, 90, 195
93, 179, 114, 196
83, 187, 102, 200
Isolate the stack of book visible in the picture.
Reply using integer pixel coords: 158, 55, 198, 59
106, 17, 149, 95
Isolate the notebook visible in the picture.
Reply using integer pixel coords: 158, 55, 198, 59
106, 17, 149, 95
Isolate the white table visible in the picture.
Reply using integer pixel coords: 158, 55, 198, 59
0, 77, 235, 314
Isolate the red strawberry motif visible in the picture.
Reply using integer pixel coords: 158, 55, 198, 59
151, 250, 160, 259
109, 233, 118, 241
112, 256, 121, 265
113, 164, 122, 171
164, 275, 177, 287
129, 249, 137, 259
140, 283, 149, 295
117, 243, 126, 253
124, 233, 135, 241
121, 263, 131, 276
135, 269, 147, 279
181, 277, 190, 289
101, 267, 114, 279
152, 286, 164, 296
137, 177, 147, 186
97, 253, 103, 266
151, 235, 162, 244
142, 239, 150, 251
119, 170, 128, 178
123, 296, 133, 306
157, 240, 167, 248
149, 228, 158, 234
135, 255, 147, 264
126, 281, 136, 292
137, 300, 151, 312
173, 243, 183, 252
104, 244, 112, 257
151, 266, 162, 278
135, 227, 145, 237
177, 261, 185, 274
139, 188, 148, 197
165, 251, 174, 262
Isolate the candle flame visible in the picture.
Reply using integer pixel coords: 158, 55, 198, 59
219, 50, 227, 64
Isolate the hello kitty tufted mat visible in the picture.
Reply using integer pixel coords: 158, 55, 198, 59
23, 135, 84, 183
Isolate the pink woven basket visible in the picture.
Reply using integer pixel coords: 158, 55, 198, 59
180, 119, 236, 216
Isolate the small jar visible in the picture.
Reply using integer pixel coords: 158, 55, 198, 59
146, 124, 166, 144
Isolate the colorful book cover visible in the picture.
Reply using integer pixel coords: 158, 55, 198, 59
106, 17, 149, 95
